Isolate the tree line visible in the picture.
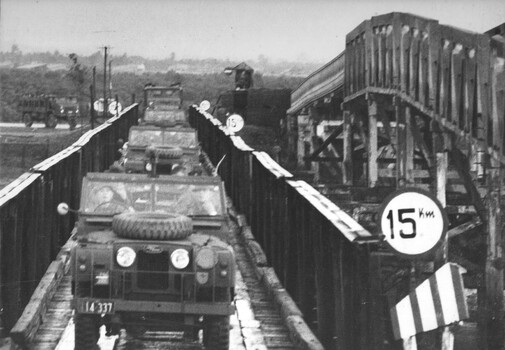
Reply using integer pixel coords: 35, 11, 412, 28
0, 53, 305, 122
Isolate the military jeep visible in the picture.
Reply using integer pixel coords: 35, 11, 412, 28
68, 173, 234, 349
142, 85, 187, 127
121, 125, 206, 176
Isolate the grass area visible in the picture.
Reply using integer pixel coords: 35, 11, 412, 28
0, 126, 89, 190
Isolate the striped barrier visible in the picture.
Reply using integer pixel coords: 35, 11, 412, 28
390, 263, 469, 340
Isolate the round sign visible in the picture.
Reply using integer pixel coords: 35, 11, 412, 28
199, 100, 211, 112
108, 101, 122, 115
93, 99, 104, 113
379, 188, 448, 258
226, 114, 244, 133
57, 202, 69, 215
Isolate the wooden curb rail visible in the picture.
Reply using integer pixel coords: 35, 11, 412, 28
9, 237, 75, 348
233, 214, 324, 350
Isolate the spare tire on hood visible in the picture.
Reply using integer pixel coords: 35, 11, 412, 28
112, 212, 193, 240
145, 145, 183, 159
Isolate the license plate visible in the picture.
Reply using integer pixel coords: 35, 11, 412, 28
79, 300, 114, 314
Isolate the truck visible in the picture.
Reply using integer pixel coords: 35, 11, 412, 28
62, 172, 235, 349
18, 95, 80, 129
142, 85, 187, 126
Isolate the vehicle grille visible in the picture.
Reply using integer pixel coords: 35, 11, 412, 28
137, 251, 169, 289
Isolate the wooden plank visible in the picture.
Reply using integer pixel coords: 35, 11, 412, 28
449, 147, 488, 222
410, 26, 420, 99
401, 23, 411, 94
396, 100, 407, 185
405, 106, 415, 182
10, 260, 64, 346
343, 110, 353, 185
451, 43, 464, 129
392, 14, 402, 88
368, 99, 378, 187
447, 218, 483, 238
411, 114, 434, 172
331, 237, 345, 349
483, 165, 504, 349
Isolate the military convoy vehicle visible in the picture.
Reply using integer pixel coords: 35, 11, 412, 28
143, 85, 187, 127
63, 172, 234, 349
18, 95, 80, 129
116, 84, 210, 176
121, 126, 204, 176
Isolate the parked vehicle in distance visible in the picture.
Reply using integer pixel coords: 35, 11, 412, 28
18, 94, 80, 129
62, 172, 234, 350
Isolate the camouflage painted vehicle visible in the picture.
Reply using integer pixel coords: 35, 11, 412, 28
121, 125, 207, 176
142, 85, 187, 127
67, 172, 234, 350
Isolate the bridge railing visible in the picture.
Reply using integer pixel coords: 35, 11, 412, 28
0, 105, 138, 332
345, 12, 505, 161
189, 105, 379, 349
287, 53, 345, 115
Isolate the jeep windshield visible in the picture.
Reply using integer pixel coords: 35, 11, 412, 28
80, 173, 225, 217
128, 128, 197, 148
146, 89, 181, 110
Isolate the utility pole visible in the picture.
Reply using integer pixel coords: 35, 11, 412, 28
90, 66, 96, 129
103, 46, 108, 119
109, 60, 113, 101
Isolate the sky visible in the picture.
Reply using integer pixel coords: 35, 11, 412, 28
1, 0, 504, 64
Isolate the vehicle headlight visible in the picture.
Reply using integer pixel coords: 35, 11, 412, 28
60, 107, 65, 113
116, 247, 136, 267
196, 247, 216, 269
145, 162, 152, 172
171, 249, 190, 269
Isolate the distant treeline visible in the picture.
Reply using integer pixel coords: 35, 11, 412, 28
0, 46, 322, 76
0, 66, 305, 122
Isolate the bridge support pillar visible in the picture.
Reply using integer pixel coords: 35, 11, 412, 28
480, 162, 504, 349
342, 110, 353, 185
367, 98, 378, 187
396, 101, 414, 187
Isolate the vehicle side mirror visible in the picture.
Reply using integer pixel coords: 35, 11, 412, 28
57, 202, 77, 216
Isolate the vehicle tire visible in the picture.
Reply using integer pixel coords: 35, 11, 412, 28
112, 212, 193, 240
23, 113, 33, 127
74, 314, 100, 350
145, 145, 183, 159
203, 316, 230, 350
45, 113, 57, 128
68, 117, 77, 130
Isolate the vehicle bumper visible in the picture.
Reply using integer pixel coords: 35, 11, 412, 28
74, 297, 234, 316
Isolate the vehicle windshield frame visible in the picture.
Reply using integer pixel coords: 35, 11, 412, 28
80, 173, 225, 217
128, 126, 198, 148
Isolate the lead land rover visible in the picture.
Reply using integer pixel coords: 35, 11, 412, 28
121, 126, 206, 176
67, 172, 234, 349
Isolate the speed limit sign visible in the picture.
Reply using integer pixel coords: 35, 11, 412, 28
379, 188, 448, 258
226, 114, 244, 133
